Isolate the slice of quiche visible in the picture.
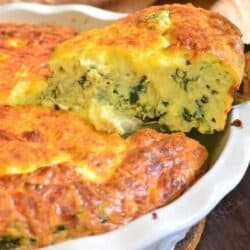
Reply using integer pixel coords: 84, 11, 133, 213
41, 4, 244, 134
0, 105, 207, 249
0, 23, 77, 105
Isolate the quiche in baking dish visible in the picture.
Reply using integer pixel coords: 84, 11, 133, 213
0, 3, 245, 250
40, 4, 244, 134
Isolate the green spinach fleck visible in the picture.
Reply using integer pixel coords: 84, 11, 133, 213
211, 89, 219, 95
182, 96, 208, 122
162, 100, 169, 106
97, 204, 109, 224
160, 124, 171, 133
129, 75, 147, 105
171, 68, 199, 91
0, 236, 22, 249
29, 238, 37, 245
200, 95, 209, 104
78, 75, 87, 87
100, 218, 108, 224
54, 224, 67, 233
51, 86, 59, 99
77, 75, 92, 89
129, 91, 139, 104
144, 10, 173, 23
194, 99, 205, 119
182, 107, 193, 122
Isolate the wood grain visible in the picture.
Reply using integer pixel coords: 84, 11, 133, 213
176, 220, 206, 250
198, 167, 250, 250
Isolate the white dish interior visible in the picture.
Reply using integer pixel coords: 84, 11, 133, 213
0, 3, 249, 250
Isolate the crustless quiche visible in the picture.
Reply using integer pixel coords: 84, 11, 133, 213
39, 4, 244, 135
0, 3, 245, 250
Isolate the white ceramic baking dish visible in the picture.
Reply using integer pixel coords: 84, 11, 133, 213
0, 3, 249, 250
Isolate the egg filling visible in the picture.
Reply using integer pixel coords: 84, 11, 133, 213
41, 51, 235, 134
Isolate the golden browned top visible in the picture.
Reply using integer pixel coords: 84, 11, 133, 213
0, 105, 207, 182
0, 105, 207, 248
0, 105, 124, 180
0, 23, 77, 104
56, 4, 244, 85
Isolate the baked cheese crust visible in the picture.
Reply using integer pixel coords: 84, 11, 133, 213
0, 105, 207, 249
0, 23, 77, 105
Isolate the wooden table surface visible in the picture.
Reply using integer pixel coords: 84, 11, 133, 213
197, 166, 250, 250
